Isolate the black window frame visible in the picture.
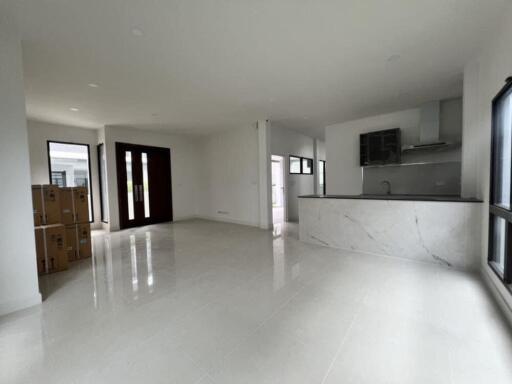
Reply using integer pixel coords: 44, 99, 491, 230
488, 77, 512, 289
319, 160, 326, 195
289, 155, 314, 175
47, 140, 94, 224
289, 155, 302, 174
302, 157, 313, 175
97, 143, 108, 223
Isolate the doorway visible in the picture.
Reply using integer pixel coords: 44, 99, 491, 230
116, 143, 173, 229
271, 155, 286, 224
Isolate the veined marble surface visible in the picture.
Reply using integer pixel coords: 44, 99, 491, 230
299, 197, 482, 270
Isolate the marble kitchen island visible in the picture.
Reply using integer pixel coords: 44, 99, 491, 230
298, 195, 483, 270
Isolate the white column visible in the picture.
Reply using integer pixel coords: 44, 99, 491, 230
0, 8, 42, 315
313, 139, 319, 194
257, 120, 272, 229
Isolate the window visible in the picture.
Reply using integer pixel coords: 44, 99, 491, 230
319, 160, 326, 194
289, 155, 314, 175
290, 156, 301, 174
97, 143, 109, 223
48, 141, 93, 222
489, 78, 512, 286
302, 158, 313, 174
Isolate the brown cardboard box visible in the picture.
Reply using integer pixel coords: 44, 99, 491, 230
32, 186, 44, 226
42, 185, 61, 224
59, 188, 75, 225
34, 224, 68, 274
65, 225, 78, 261
76, 223, 92, 259
34, 227, 45, 274
73, 187, 89, 224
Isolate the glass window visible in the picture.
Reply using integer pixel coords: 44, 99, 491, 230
302, 158, 313, 174
489, 78, 512, 286
491, 216, 507, 274
48, 141, 93, 222
125, 151, 135, 221
319, 160, 326, 194
142, 152, 150, 218
492, 86, 512, 208
290, 156, 301, 174
98, 144, 109, 223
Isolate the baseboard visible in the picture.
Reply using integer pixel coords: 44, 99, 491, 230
482, 265, 512, 327
0, 292, 42, 317
190, 215, 260, 228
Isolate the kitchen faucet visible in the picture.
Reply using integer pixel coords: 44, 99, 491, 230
380, 180, 391, 195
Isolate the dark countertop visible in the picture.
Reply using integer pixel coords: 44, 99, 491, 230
298, 194, 483, 203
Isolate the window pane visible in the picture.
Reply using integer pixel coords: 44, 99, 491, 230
142, 152, 150, 218
125, 151, 134, 220
491, 215, 507, 274
290, 156, 301, 173
493, 88, 512, 208
319, 160, 325, 192
49, 142, 93, 221
98, 144, 109, 222
302, 158, 312, 174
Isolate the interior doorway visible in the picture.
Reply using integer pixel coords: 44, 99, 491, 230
271, 155, 286, 224
116, 142, 173, 229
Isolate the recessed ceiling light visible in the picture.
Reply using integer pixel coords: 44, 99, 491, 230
387, 54, 401, 63
131, 27, 144, 36
69, 107, 80, 112
88, 83, 99, 88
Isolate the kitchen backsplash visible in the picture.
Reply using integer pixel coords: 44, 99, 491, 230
362, 161, 461, 195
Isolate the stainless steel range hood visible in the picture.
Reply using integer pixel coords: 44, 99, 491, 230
402, 101, 454, 151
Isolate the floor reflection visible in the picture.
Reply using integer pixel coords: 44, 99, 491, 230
145, 232, 154, 292
129, 234, 139, 298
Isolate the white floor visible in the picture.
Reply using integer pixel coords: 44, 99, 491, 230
1, 219, 512, 383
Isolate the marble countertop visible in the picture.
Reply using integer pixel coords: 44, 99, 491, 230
298, 194, 483, 203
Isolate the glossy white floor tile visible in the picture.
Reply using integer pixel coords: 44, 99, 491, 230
1, 219, 512, 383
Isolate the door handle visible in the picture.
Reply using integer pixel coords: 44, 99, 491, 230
134, 185, 139, 202
138, 185, 144, 201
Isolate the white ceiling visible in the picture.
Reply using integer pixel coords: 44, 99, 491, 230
13, 0, 507, 138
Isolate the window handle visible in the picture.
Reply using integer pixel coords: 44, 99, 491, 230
138, 185, 144, 201
134, 185, 139, 202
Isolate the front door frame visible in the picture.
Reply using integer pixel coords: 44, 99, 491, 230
115, 142, 173, 229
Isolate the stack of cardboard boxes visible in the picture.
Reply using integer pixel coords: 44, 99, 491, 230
32, 185, 92, 275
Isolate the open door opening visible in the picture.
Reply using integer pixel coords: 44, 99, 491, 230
271, 155, 286, 225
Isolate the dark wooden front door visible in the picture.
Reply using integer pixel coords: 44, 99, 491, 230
116, 142, 173, 229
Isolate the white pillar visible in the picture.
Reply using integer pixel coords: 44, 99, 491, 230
313, 139, 319, 194
0, 8, 42, 315
257, 120, 272, 229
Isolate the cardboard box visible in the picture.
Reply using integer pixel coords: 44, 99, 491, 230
59, 188, 75, 225
34, 224, 68, 275
76, 223, 92, 259
34, 227, 45, 274
42, 185, 61, 225
65, 225, 78, 261
73, 187, 89, 224
32, 186, 44, 226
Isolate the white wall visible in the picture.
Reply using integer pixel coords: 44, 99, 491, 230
462, 3, 512, 321
26, 120, 102, 228
270, 125, 322, 221
196, 125, 261, 226
104, 126, 201, 231
0, 11, 41, 316
325, 98, 462, 195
